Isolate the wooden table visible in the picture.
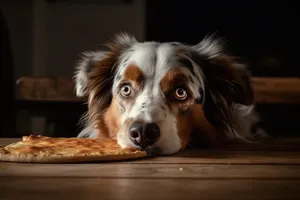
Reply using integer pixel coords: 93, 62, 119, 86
1, 138, 300, 200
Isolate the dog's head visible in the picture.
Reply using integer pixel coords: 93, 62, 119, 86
74, 33, 254, 155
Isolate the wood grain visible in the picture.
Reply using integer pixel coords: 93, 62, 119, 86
1, 137, 300, 200
1, 162, 300, 178
15, 76, 300, 104
1, 178, 300, 200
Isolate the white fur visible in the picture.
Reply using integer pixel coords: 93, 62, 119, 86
230, 104, 268, 140
193, 33, 225, 59
114, 43, 186, 155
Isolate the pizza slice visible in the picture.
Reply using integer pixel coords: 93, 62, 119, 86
0, 135, 148, 163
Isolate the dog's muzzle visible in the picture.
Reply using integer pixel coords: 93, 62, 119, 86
128, 122, 160, 149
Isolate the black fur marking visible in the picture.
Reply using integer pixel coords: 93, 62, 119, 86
161, 105, 166, 110
115, 74, 122, 82
153, 53, 157, 68
194, 73, 202, 84
141, 102, 146, 109
127, 48, 134, 52
123, 57, 129, 65
178, 57, 195, 76
119, 106, 125, 113
180, 108, 190, 115
188, 75, 194, 84
251, 122, 263, 136
83, 59, 94, 74
251, 123, 258, 134
195, 88, 204, 104
171, 42, 179, 46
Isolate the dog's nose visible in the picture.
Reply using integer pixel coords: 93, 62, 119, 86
129, 122, 160, 148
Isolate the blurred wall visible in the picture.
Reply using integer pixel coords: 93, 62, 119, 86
2, 0, 145, 77
1, 2, 33, 80
1, 0, 146, 135
46, 0, 145, 76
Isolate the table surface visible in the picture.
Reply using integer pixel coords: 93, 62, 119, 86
1, 137, 300, 200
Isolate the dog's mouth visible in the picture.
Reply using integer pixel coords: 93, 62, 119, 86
144, 146, 161, 157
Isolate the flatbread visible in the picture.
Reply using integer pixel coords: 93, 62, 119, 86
0, 135, 148, 163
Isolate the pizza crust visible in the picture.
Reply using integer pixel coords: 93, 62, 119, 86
0, 151, 148, 163
0, 135, 148, 163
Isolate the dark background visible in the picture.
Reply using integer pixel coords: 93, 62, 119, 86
1, 0, 299, 138
146, 0, 300, 77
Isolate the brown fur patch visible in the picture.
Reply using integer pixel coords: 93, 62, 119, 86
104, 97, 122, 139
160, 69, 194, 105
176, 104, 223, 149
123, 64, 144, 85
160, 69, 188, 93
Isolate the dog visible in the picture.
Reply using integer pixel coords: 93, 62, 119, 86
74, 33, 267, 155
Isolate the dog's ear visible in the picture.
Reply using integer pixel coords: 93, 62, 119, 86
192, 36, 254, 106
74, 51, 106, 97
203, 55, 254, 106
192, 36, 254, 130
73, 33, 137, 112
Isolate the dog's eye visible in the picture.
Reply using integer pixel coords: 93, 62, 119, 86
120, 85, 132, 97
174, 88, 187, 100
